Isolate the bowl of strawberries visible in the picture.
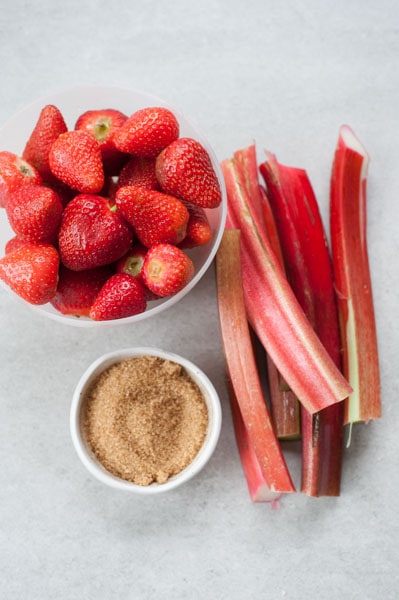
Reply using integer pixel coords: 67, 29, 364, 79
0, 85, 226, 326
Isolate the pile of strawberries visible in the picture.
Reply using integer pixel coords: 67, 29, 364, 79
0, 104, 222, 320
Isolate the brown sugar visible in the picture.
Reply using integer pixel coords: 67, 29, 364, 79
83, 355, 209, 486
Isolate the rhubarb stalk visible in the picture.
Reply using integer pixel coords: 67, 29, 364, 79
258, 186, 300, 440
330, 125, 381, 424
216, 229, 295, 497
227, 379, 283, 502
260, 155, 344, 496
234, 145, 300, 439
222, 158, 352, 416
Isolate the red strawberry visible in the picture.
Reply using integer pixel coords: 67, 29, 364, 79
49, 130, 104, 193
116, 243, 159, 300
117, 156, 159, 191
115, 185, 189, 248
6, 184, 63, 242
4, 236, 28, 255
155, 137, 222, 208
0, 242, 59, 304
89, 273, 147, 320
179, 201, 212, 248
0, 151, 42, 208
58, 194, 133, 271
74, 108, 129, 175
51, 264, 113, 317
142, 243, 194, 297
113, 107, 179, 157
116, 243, 147, 279
22, 104, 68, 181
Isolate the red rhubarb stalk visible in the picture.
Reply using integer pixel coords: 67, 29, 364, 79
227, 379, 283, 502
234, 145, 265, 227
222, 157, 352, 415
330, 125, 381, 424
216, 229, 295, 496
234, 145, 300, 439
258, 185, 286, 270
261, 172, 305, 441
260, 155, 344, 496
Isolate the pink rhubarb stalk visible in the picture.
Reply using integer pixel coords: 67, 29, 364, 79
234, 145, 300, 439
233, 145, 265, 227
216, 229, 295, 497
260, 154, 344, 496
330, 125, 381, 424
228, 379, 283, 503
259, 184, 300, 440
222, 157, 352, 415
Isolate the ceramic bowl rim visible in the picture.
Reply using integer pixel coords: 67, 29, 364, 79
70, 346, 222, 494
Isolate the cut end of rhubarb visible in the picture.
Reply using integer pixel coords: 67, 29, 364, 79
339, 125, 370, 180
252, 487, 282, 504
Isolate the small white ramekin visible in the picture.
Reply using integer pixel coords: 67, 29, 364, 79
70, 347, 222, 494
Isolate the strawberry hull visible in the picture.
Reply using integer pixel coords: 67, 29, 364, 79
0, 151, 42, 208
74, 108, 129, 176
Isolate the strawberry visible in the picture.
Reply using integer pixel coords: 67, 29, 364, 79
51, 264, 113, 317
117, 156, 159, 191
116, 243, 159, 300
74, 108, 129, 176
116, 242, 147, 279
179, 201, 212, 248
58, 194, 133, 271
4, 236, 28, 255
22, 104, 68, 181
89, 273, 147, 320
115, 185, 189, 248
0, 151, 42, 208
113, 107, 179, 158
142, 243, 194, 297
155, 137, 222, 208
0, 242, 59, 304
49, 130, 104, 193
6, 184, 63, 242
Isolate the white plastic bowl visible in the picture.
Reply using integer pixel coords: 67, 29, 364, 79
70, 347, 222, 494
0, 85, 227, 327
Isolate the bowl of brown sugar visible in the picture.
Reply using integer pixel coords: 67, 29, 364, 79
70, 347, 222, 493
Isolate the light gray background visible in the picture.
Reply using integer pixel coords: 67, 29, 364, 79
0, 1, 397, 598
